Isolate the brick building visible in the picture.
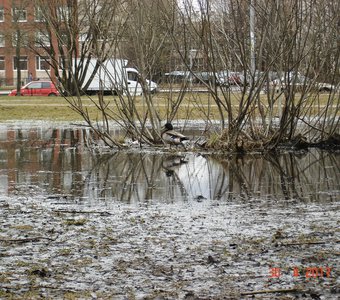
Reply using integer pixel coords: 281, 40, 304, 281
0, 0, 68, 86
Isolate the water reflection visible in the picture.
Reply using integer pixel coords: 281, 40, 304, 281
0, 125, 339, 203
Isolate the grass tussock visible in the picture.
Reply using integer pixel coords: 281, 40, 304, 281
206, 128, 266, 153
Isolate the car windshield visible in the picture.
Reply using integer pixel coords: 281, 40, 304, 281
25, 82, 42, 89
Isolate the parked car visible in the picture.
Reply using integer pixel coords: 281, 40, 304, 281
9, 80, 60, 96
195, 71, 229, 86
215, 70, 241, 86
163, 71, 190, 84
270, 74, 335, 93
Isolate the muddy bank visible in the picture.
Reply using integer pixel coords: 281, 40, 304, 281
0, 185, 339, 299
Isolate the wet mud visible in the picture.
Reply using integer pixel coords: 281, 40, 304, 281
1, 189, 339, 299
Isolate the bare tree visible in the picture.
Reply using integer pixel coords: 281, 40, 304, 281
26, 0, 176, 148
107, 0, 176, 144
169, 0, 339, 151
5, 0, 33, 95
27, 0, 339, 150
32, 0, 128, 96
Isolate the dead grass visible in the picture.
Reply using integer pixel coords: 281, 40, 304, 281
0, 92, 337, 121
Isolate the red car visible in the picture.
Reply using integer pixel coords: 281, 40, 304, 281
9, 80, 60, 96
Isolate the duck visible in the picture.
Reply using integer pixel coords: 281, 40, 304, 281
161, 122, 189, 147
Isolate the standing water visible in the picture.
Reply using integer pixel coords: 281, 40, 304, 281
0, 122, 339, 299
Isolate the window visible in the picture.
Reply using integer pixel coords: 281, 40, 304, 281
128, 71, 138, 81
59, 31, 69, 46
27, 82, 42, 89
12, 8, 27, 22
12, 32, 29, 47
0, 7, 4, 22
35, 31, 50, 47
0, 56, 4, 70
13, 56, 28, 70
35, 7, 45, 22
36, 56, 50, 70
42, 82, 51, 88
0, 34, 4, 47
57, 6, 71, 21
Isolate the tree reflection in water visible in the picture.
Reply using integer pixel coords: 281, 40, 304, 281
81, 150, 339, 204
0, 126, 339, 204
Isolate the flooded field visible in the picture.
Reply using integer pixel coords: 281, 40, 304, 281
0, 122, 339, 299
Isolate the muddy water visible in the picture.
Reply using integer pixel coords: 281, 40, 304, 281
0, 123, 339, 299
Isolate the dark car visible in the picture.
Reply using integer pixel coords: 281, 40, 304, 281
9, 80, 60, 96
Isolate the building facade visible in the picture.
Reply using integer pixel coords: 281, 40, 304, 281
0, 0, 68, 86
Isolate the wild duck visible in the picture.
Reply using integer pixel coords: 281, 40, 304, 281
161, 123, 189, 147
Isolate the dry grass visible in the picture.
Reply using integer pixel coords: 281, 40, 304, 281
0, 91, 337, 121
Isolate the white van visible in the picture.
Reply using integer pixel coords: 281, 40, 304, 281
75, 58, 158, 95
